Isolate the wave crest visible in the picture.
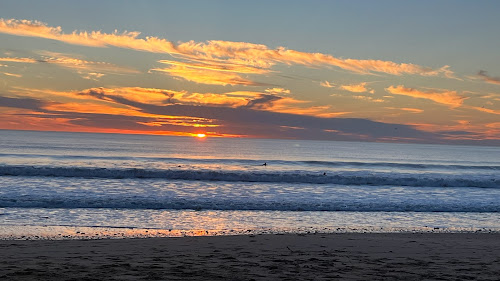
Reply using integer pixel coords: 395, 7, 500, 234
0, 165, 498, 188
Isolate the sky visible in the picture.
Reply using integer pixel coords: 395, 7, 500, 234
1, 0, 500, 145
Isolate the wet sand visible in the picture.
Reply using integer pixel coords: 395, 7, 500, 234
1, 233, 499, 280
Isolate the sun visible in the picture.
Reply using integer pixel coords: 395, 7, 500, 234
196, 133, 206, 138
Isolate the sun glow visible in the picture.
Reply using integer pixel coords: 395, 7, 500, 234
196, 133, 206, 138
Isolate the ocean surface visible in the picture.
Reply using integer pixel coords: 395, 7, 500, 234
1, 130, 499, 239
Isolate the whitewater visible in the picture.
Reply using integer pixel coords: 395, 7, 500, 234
1, 130, 499, 239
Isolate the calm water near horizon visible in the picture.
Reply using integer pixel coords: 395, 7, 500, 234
1, 130, 499, 239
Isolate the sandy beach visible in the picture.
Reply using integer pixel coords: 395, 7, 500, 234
1, 233, 499, 280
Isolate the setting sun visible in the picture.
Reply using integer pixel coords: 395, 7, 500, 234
196, 133, 206, 138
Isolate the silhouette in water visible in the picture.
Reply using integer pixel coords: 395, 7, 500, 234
262, 162, 267, 166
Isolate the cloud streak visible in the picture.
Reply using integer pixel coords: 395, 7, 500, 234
385, 85, 466, 108
157, 59, 269, 74
150, 66, 263, 86
0, 18, 453, 78
38, 51, 139, 75
352, 95, 384, 103
0, 57, 38, 63
340, 82, 375, 94
0, 52, 138, 80
2, 72, 22, 77
320, 81, 335, 88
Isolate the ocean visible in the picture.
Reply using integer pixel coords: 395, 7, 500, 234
1, 130, 499, 239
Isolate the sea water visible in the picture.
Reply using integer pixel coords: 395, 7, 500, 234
0, 130, 499, 239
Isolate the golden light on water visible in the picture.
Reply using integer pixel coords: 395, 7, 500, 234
196, 133, 206, 138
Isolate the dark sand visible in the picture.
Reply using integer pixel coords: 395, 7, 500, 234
1, 233, 499, 280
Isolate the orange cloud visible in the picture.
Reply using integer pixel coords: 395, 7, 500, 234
0, 18, 452, 77
38, 52, 139, 74
0, 107, 83, 132
12, 86, 252, 109
281, 107, 350, 118
152, 59, 270, 86
157, 59, 269, 74
0, 18, 175, 50
384, 107, 424, 114
265, 88, 290, 95
43, 102, 144, 116
486, 122, 500, 129
400, 107, 424, 113
340, 82, 374, 93
247, 95, 347, 117
0, 57, 37, 63
77, 87, 178, 106
385, 85, 466, 107
467, 105, 500, 115
0, 53, 138, 80
410, 121, 500, 140
151, 65, 261, 86
137, 121, 219, 128
0, 109, 224, 136
176, 92, 251, 107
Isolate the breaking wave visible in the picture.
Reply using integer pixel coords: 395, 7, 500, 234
0, 165, 498, 188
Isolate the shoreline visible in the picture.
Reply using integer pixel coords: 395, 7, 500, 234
1, 224, 499, 240
2, 233, 499, 280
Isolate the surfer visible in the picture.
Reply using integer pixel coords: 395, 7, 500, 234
262, 162, 267, 166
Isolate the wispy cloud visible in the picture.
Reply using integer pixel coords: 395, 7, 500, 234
320, 81, 335, 88
150, 58, 271, 86
384, 107, 424, 114
340, 82, 375, 94
243, 95, 344, 117
2, 72, 22, 77
0, 52, 138, 80
80, 72, 105, 81
265, 88, 290, 95
410, 120, 500, 141
0, 18, 454, 78
352, 95, 384, 103
385, 85, 466, 108
37, 51, 139, 75
0, 57, 38, 63
479, 93, 500, 101
400, 107, 424, 113
467, 105, 500, 115
157, 59, 269, 74
477, 70, 500, 85
150, 65, 263, 86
